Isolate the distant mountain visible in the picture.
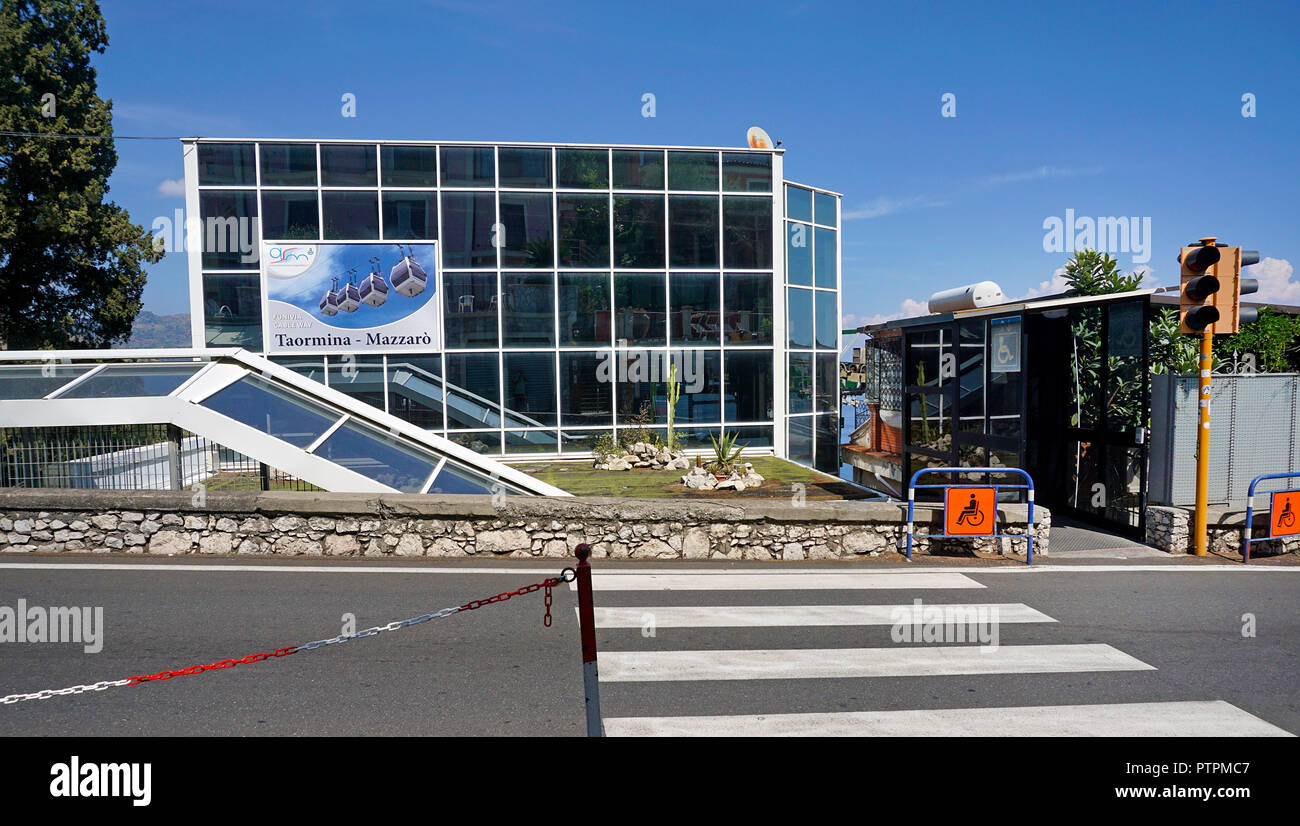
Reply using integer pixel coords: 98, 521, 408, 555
116, 311, 191, 349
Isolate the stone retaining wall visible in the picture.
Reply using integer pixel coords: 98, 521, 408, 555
0, 489, 1050, 560
1145, 504, 1300, 556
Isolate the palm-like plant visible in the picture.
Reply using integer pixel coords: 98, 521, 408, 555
708, 429, 746, 474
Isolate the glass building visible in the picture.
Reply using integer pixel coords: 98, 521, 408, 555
183, 139, 842, 472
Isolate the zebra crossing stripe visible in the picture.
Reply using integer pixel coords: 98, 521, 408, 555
588, 603, 1054, 628
604, 701, 1293, 737
598, 643, 1153, 682
581, 572, 985, 591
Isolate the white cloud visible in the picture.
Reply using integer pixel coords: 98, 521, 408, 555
156, 178, 185, 197
851, 297, 930, 327
980, 165, 1103, 187
1017, 267, 1069, 300
1247, 257, 1300, 305
842, 195, 945, 221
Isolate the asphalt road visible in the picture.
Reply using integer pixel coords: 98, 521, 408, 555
1, 556, 1297, 736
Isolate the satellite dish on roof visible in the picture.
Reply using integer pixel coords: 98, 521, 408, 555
747, 126, 774, 149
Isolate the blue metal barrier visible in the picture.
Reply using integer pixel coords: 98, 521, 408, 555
906, 467, 1036, 565
1242, 472, 1300, 563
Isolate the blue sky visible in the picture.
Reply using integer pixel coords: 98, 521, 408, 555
97, 0, 1300, 332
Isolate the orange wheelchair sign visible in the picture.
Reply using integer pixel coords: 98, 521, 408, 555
1272, 491, 1300, 538
945, 487, 996, 536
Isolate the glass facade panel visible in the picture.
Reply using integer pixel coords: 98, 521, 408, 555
816, 353, 838, 412
612, 150, 664, 190
504, 352, 557, 426
326, 355, 385, 408
203, 273, 262, 347
443, 272, 499, 348
724, 274, 772, 345
787, 416, 813, 465
322, 191, 379, 239
316, 420, 436, 493
498, 192, 553, 268
613, 194, 665, 268
505, 430, 559, 454
199, 191, 259, 269
556, 194, 609, 266
814, 226, 838, 288
320, 144, 376, 186
671, 350, 721, 423
441, 192, 496, 268
387, 354, 443, 429
445, 353, 500, 429
723, 196, 772, 268
667, 150, 718, 191
381, 145, 437, 187
814, 191, 837, 227
786, 185, 812, 223
815, 290, 838, 350
787, 287, 813, 349
815, 413, 839, 473
614, 272, 666, 346
271, 355, 325, 383
201, 376, 339, 448
497, 147, 551, 188
670, 272, 720, 345
559, 429, 612, 454
725, 350, 773, 422
786, 222, 812, 285
560, 352, 612, 426
382, 192, 437, 240
728, 425, 774, 448
556, 149, 608, 188
449, 431, 502, 454
260, 143, 316, 186
788, 353, 813, 414
668, 195, 719, 268
260, 191, 318, 240
722, 153, 772, 192
440, 146, 494, 187
197, 143, 255, 186
558, 272, 610, 347
502, 272, 555, 347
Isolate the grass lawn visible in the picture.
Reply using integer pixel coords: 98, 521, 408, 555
508, 455, 879, 500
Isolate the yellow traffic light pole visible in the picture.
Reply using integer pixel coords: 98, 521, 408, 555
1195, 324, 1212, 556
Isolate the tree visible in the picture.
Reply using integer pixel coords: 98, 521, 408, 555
0, 0, 162, 349
1215, 307, 1300, 373
1061, 248, 1146, 296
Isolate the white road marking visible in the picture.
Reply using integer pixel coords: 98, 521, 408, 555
584, 572, 985, 591
605, 701, 1293, 737
588, 603, 1055, 628
599, 643, 1153, 682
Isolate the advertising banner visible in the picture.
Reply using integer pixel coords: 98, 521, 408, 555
260, 241, 440, 355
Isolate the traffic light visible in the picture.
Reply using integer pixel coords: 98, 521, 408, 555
1179, 237, 1222, 333
1218, 246, 1262, 333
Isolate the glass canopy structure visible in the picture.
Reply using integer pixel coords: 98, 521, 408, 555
0, 349, 568, 496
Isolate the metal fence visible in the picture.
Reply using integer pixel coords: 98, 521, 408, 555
0, 425, 319, 492
1149, 373, 1300, 505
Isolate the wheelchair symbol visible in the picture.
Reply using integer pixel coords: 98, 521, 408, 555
996, 341, 1013, 365
1280, 500, 1296, 529
956, 493, 986, 527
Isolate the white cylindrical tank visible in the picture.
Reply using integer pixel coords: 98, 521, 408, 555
927, 281, 1006, 314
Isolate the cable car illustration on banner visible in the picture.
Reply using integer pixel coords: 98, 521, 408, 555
319, 278, 340, 317
390, 244, 428, 298
359, 256, 388, 307
337, 268, 361, 313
